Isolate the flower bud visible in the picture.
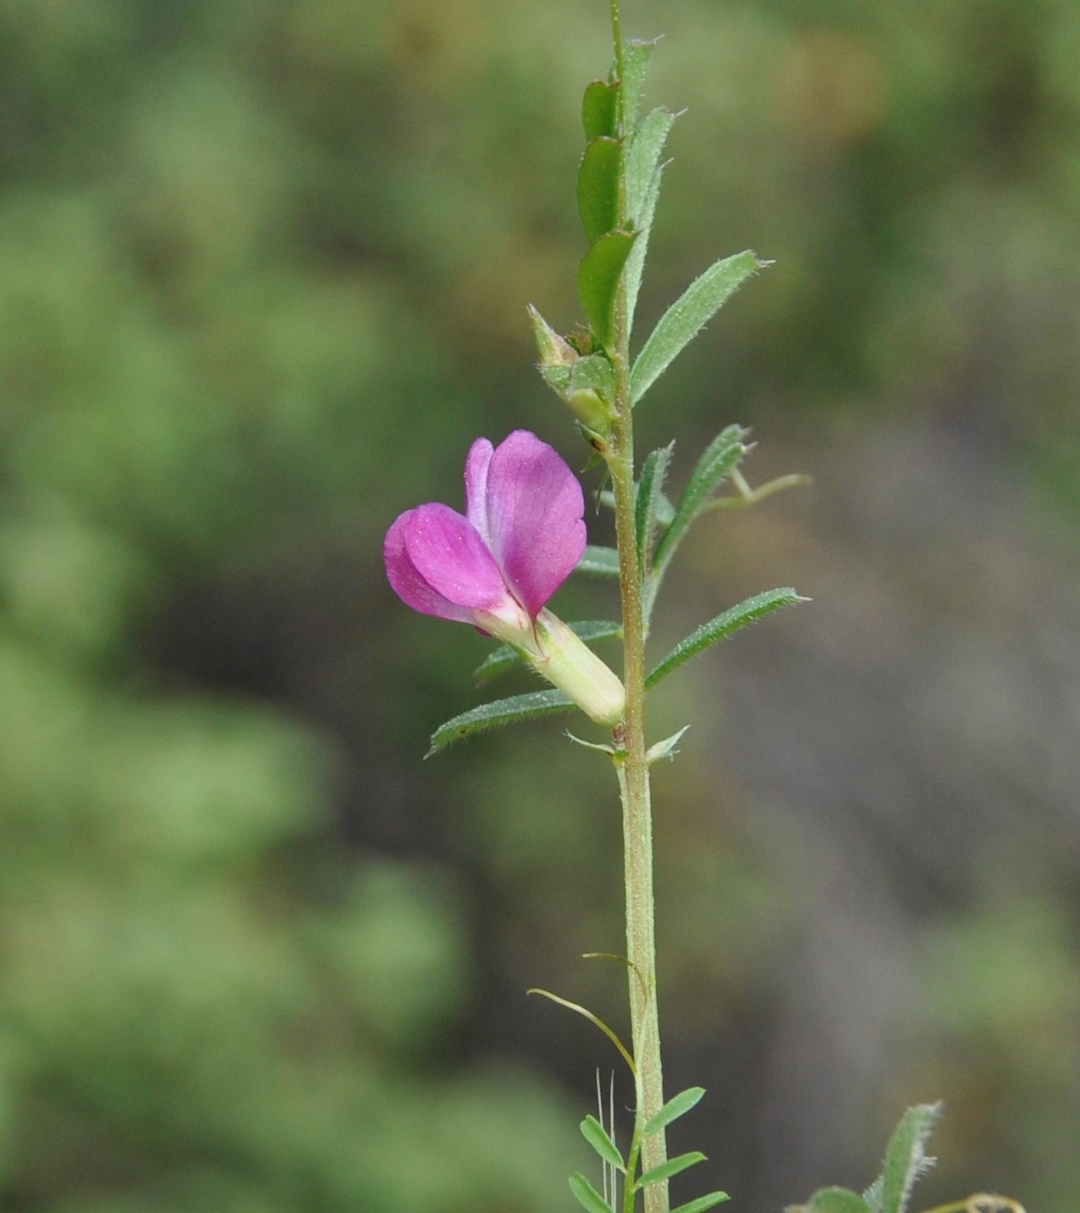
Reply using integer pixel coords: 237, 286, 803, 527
527, 303, 577, 369
527, 305, 615, 436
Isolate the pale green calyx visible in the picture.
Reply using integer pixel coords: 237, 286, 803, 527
484, 606, 625, 727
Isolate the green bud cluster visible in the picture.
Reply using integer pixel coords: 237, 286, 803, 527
528, 304, 617, 439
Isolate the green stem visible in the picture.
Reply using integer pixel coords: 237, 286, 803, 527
610, 0, 624, 82
610, 432, 667, 1211
604, 12, 666, 1209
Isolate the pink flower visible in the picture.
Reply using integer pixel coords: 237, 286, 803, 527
385, 430, 585, 633
385, 431, 625, 726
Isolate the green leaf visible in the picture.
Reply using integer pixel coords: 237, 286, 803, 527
426, 690, 575, 756
876, 1104, 941, 1213
631, 250, 764, 404
583, 79, 619, 140
577, 545, 621, 577
621, 39, 658, 134
797, 1188, 873, 1213
635, 443, 675, 569
579, 229, 638, 352
624, 107, 676, 331
636, 1152, 707, 1189
578, 137, 623, 244
580, 1115, 626, 1172
652, 425, 749, 574
669, 1192, 731, 1213
642, 1087, 706, 1136
626, 107, 676, 227
474, 621, 622, 684
646, 589, 805, 689
570, 1174, 615, 1213
624, 167, 662, 335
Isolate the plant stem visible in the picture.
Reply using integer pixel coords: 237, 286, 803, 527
610, 0, 624, 81
605, 7, 667, 1199
610, 394, 668, 1213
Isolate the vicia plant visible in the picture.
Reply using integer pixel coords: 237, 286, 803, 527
385, 5, 1026, 1213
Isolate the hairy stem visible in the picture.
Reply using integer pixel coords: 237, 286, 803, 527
610, 385, 667, 1212
604, 11, 667, 1208
610, 0, 624, 81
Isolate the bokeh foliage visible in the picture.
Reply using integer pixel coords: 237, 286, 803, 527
2, 0, 1079, 1210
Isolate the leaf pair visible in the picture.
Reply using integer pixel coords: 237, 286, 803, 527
639, 424, 750, 601
577, 39, 677, 353
616, 43, 766, 404
424, 584, 802, 755
572, 1087, 728, 1213
595, 425, 750, 619
576, 48, 635, 350
575, 38, 765, 413
629, 425, 807, 671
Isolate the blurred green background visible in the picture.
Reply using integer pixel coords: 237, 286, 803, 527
2, 0, 1079, 1210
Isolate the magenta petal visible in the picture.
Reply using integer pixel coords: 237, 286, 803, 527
387, 503, 511, 623
482, 430, 586, 617
385, 510, 475, 623
464, 437, 494, 545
